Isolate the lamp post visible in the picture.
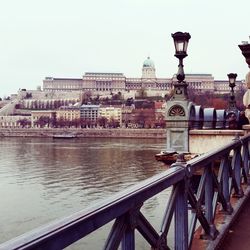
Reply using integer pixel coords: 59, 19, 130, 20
171, 32, 191, 100
165, 32, 193, 153
227, 73, 237, 112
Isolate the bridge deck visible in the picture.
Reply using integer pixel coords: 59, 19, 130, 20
220, 197, 250, 250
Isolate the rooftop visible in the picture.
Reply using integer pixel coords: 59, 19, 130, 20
84, 72, 124, 76
44, 77, 82, 81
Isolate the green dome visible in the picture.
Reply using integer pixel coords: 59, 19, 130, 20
143, 57, 155, 68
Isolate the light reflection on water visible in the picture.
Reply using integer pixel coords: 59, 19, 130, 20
0, 137, 173, 249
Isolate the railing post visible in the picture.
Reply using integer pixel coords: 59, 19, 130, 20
220, 156, 233, 214
122, 227, 135, 250
242, 141, 250, 184
204, 164, 218, 239
173, 154, 188, 250
121, 206, 141, 250
175, 179, 188, 250
232, 136, 244, 197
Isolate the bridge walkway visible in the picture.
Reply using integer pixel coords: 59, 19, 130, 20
220, 197, 250, 250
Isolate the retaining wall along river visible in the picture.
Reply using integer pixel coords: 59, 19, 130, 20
0, 128, 166, 138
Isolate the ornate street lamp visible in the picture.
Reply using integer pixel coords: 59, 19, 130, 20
228, 73, 237, 88
164, 31, 193, 153
171, 32, 191, 100
227, 73, 238, 112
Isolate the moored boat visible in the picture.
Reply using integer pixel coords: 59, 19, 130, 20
53, 133, 77, 139
155, 151, 198, 164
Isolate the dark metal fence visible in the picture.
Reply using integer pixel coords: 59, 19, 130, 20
1, 134, 250, 250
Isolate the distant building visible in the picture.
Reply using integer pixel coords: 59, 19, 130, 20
83, 72, 126, 93
42, 57, 245, 97
0, 115, 31, 128
31, 110, 56, 127
99, 106, 122, 126
80, 104, 100, 121
43, 57, 217, 96
56, 106, 80, 121
214, 80, 245, 94
43, 77, 83, 92
180, 74, 214, 92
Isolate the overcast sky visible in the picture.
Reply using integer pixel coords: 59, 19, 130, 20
1, 0, 249, 97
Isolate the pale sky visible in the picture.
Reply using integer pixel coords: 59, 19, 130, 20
1, 0, 249, 97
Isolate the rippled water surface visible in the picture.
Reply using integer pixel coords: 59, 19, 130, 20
0, 137, 171, 248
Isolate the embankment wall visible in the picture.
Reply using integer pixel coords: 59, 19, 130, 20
0, 128, 166, 139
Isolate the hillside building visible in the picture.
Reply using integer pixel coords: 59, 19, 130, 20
80, 104, 100, 122
0, 115, 31, 128
44, 57, 234, 97
99, 106, 122, 126
56, 106, 81, 121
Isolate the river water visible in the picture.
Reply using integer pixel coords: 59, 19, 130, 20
0, 137, 173, 249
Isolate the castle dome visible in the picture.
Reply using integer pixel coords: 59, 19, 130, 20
143, 57, 155, 68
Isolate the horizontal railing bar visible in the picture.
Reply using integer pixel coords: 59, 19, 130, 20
0, 167, 185, 250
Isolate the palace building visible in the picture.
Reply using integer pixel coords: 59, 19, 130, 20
43, 57, 245, 97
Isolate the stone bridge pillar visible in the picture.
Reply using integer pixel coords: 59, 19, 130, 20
165, 98, 194, 153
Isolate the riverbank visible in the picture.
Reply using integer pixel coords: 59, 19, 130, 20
0, 128, 166, 139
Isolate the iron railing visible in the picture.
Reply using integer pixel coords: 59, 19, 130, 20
1, 134, 250, 250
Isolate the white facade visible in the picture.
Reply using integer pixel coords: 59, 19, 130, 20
42, 57, 244, 96
0, 115, 31, 128
214, 80, 245, 94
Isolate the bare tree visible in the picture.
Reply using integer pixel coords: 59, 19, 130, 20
98, 117, 108, 128
17, 118, 31, 128
81, 91, 93, 104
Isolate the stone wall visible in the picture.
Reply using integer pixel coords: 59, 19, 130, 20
189, 129, 244, 154
0, 128, 166, 139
